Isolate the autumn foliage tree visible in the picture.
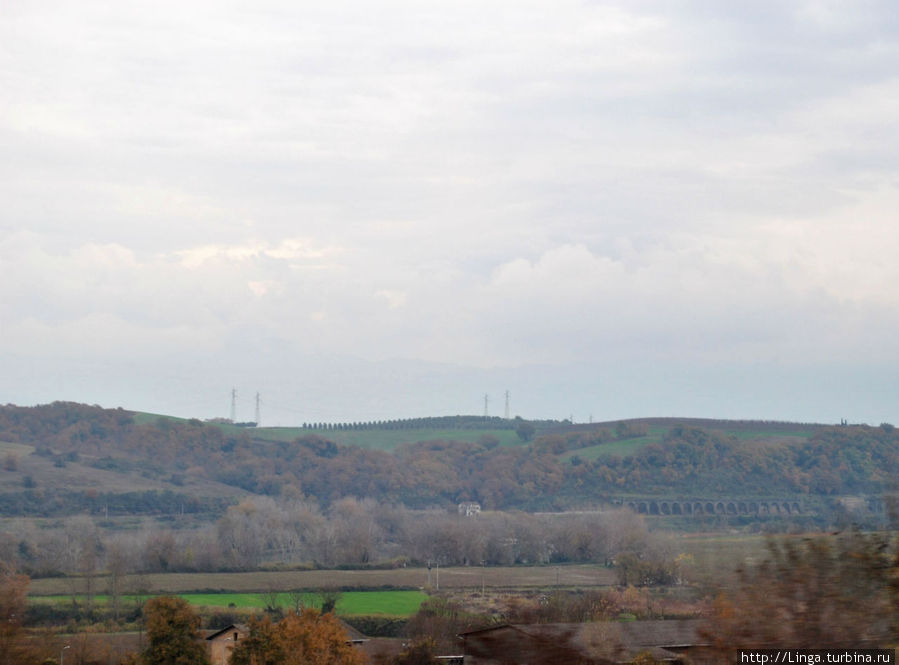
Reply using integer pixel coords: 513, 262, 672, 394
230, 609, 366, 665
703, 530, 899, 652
228, 615, 284, 665
142, 596, 209, 665
0, 564, 30, 665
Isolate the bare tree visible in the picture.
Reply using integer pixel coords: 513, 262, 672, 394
64, 515, 102, 616
106, 541, 129, 623
260, 585, 284, 618
287, 588, 306, 614
319, 587, 342, 614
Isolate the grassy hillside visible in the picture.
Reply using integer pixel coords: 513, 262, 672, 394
135, 411, 530, 451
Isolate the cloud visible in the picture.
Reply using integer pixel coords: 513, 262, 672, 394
375, 289, 407, 310
2, 1, 899, 420
474, 181, 899, 367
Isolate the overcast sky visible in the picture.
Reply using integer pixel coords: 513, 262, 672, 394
3, 1, 899, 425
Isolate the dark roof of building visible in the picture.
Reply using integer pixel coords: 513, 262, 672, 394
461, 620, 701, 646
204, 618, 367, 645
205, 624, 250, 641
339, 620, 369, 643
459, 619, 705, 663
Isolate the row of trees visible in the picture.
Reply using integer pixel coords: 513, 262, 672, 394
0, 487, 228, 518
2, 500, 667, 578
299, 415, 521, 431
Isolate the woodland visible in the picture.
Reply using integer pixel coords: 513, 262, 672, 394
0, 402, 894, 517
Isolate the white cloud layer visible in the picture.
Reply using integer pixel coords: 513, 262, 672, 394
2, 1, 899, 423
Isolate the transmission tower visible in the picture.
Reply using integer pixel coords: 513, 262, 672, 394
230, 388, 237, 422
255, 392, 261, 427
504, 390, 510, 420
484, 394, 489, 417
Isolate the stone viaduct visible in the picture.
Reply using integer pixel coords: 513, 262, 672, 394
618, 498, 803, 516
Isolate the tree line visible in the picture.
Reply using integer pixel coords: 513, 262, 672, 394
2, 499, 669, 578
298, 415, 521, 431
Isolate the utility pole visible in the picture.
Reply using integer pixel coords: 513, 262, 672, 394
255, 392, 261, 426
504, 390, 510, 420
484, 394, 489, 417
230, 388, 237, 422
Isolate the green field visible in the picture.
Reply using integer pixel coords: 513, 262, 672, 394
559, 434, 663, 462
558, 426, 669, 463
133, 412, 523, 452
30, 591, 428, 617
260, 421, 816, 454
131, 412, 190, 426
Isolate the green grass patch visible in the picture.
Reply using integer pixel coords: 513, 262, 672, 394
560, 433, 664, 462
131, 412, 189, 426
30, 591, 428, 618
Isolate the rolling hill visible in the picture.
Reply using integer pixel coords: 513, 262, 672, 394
0, 402, 890, 519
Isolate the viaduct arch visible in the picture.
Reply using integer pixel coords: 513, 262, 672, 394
623, 499, 802, 516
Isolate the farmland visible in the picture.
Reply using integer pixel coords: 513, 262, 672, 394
29, 590, 429, 617
27, 564, 619, 596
